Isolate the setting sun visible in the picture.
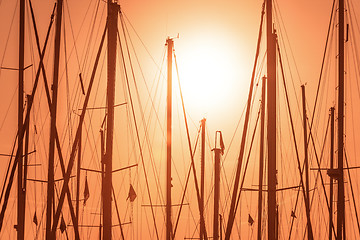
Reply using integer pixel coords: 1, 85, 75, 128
1, 0, 359, 239
174, 33, 249, 118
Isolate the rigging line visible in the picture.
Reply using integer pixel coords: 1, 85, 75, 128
119, 18, 167, 167
172, 124, 201, 238
117, 15, 160, 240
174, 50, 209, 240
119, 13, 167, 206
275, 29, 302, 118
347, 1, 360, 99
277, 40, 316, 240
66, 14, 103, 126
346, 21, 360, 237
0, 3, 55, 229
172, 99, 195, 218
25, 1, 37, 95
123, 12, 165, 75
53, 180, 72, 238
307, 113, 337, 238
220, 51, 265, 225
29, 0, 81, 199
63, 13, 74, 147
34, 188, 47, 239
67, 1, 101, 116
140, 47, 167, 141
233, 102, 261, 218
76, 1, 100, 71
347, 0, 360, 34
118, 12, 167, 220
309, 0, 337, 131
344, 148, 360, 236
64, 0, 82, 69
119, 11, 165, 181
225, 2, 265, 238
172, 55, 202, 237
305, 113, 331, 239
0, 0, 18, 79
50, 22, 107, 234
112, 185, 125, 240
79, 0, 102, 81
0, 134, 18, 204
274, 0, 304, 88
0, 87, 17, 131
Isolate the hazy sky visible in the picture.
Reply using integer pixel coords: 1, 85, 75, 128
0, 0, 360, 239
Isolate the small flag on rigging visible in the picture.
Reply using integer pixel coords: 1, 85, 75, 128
60, 216, 66, 233
33, 212, 38, 226
84, 176, 90, 206
248, 214, 254, 226
127, 184, 137, 202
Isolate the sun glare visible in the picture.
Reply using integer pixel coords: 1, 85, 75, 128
175, 36, 248, 119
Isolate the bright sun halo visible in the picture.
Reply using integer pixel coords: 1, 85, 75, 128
176, 36, 245, 118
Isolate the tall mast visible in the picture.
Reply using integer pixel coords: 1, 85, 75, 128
329, 107, 335, 240
166, 37, 174, 240
200, 118, 206, 240
76, 126, 82, 222
103, 1, 118, 239
337, 0, 345, 238
213, 131, 222, 240
266, 0, 277, 239
17, 0, 25, 238
301, 85, 314, 240
257, 77, 266, 240
46, 0, 63, 238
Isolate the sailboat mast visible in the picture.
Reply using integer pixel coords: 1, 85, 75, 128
103, 1, 118, 239
301, 85, 314, 240
46, 0, 63, 238
166, 37, 174, 240
17, 0, 25, 239
337, 0, 345, 238
213, 132, 222, 240
257, 76, 266, 240
76, 127, 82, 222
329, 107, 335, 240
200, 118, 206, 240
266, 0, 277, 239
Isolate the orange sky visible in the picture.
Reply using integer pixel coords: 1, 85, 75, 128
0, 0, 360, 239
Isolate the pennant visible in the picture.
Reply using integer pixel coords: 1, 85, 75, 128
248, 214, 254, 226
33, 211, 38, 226
127, 184, 137, 202
60, 217, 66, 233
219, 131, 225, 155
84, 176, 90, 206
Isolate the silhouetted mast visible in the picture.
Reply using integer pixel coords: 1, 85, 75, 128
329, 107, 335, 240
103, 1, 119, 239
257, 77, 266, 240
337, 0, 345, 238
17, 0, 25, 239
76, 126, 82, 222
224, 2, 265, 238
46, 0, 63, 238
266, 0, 277, 238
166, 37, 174, 240
301, 85, 314, 240
200, 118, 206, 240
213, 131, 222, 240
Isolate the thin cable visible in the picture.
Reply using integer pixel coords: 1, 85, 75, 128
117, 15, 160, 240
174, 50, 208, 239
